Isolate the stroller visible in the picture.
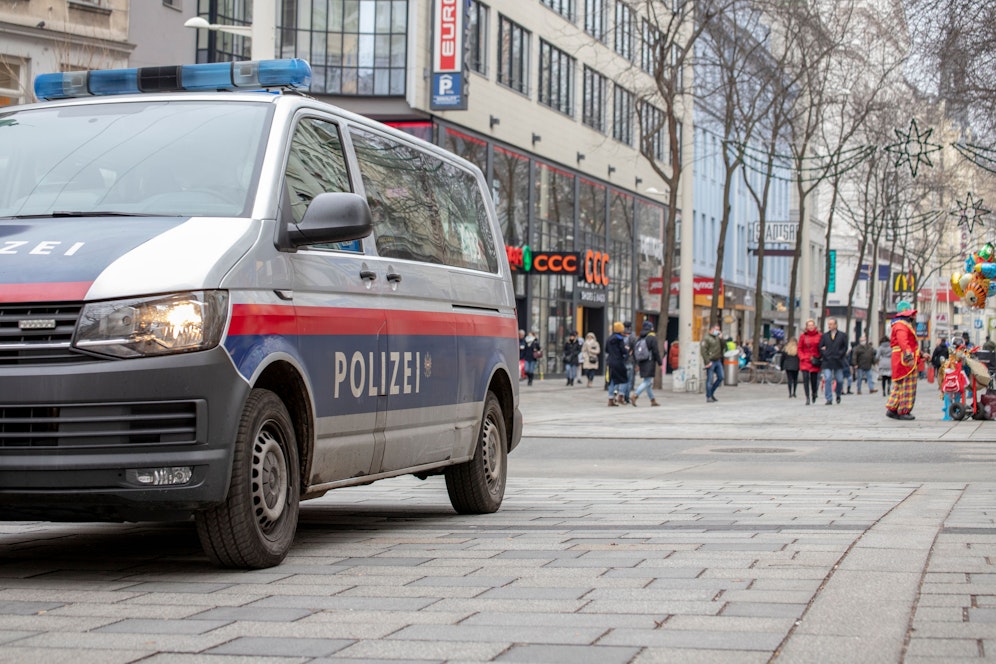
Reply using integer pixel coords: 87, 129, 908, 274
942, 347, 994, 420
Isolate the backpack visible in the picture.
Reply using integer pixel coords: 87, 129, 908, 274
634, 336, 651, 362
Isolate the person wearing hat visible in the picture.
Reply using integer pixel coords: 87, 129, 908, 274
605, 322, 630, 406
886, 300, 921, 420
630, 320, 662, 406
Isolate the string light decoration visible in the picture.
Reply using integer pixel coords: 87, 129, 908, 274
951, 192, 991, 234
731, 140, 877, 182
883, 118, 942, 178
952, 143, 996, 175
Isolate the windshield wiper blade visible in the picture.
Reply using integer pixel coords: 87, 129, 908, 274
5, 211, 163, 219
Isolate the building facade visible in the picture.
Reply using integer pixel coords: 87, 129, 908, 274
1, 0, 131, 106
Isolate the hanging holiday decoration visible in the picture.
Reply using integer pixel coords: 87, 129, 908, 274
951, 192, 991, 234
733, 141, 876, 183
882, 118, 942, 178
952, 143, 996, 175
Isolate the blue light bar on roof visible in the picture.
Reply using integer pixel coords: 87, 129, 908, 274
34, 59, 312, 100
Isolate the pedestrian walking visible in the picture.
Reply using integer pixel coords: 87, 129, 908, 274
701, 323, 724, 403
886, 300, 922, 420
605, 322, 630, 406
581, 332, 601, 387
630, 320, 662, 407
797, 319, 822, 404
819, 318, 849, 405
878, 335, 892, 396
622, 321, 636, 404
782, 337, 800, 398
853, 335, 878, 394
562, 331, 582, 386
522, 329, 541, 386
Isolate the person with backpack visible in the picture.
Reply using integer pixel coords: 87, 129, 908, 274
630, 320, 662, 406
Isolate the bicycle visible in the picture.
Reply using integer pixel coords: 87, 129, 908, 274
742, 361, 785, 384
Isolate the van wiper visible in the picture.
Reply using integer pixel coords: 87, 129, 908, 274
6, 211, 162, 219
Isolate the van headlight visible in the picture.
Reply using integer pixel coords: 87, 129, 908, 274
75, 290, 229, 358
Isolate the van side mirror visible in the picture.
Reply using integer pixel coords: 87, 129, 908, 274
286, 192, 372, 247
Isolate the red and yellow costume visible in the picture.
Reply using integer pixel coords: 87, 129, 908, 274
886, 311, 920, 417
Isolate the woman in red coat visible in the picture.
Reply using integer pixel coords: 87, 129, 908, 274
797, 318, 823, 405
886, 301, 921, 420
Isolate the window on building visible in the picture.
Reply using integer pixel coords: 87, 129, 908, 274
613, 85, 633, 145
279, 0, 408, 96
639, 102, 666, 162
497, 15, 530, 94
538, 41, 575, 116
582, 66, 607, 132
467, 1, 489, 75
640, 18, 661, 75
541, 0, 575, 22
0, 60, 24, 107
614, 2, 633, 61
672, 44, 683, 88
162, 0, 180, 8
584, 0, 608, 42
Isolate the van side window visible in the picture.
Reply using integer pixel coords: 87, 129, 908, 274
349, 127, 499, 273
285, 118, 360, 251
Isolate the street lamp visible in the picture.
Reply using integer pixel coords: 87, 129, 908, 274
184, 0, 275, 60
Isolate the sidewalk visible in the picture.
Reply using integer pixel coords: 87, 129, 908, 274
519, 371, 993, 444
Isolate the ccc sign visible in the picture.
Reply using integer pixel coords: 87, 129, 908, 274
505, 246, 610, 287
583, 249, 609, 286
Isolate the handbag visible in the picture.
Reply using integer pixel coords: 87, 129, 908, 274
533, 348, 543, 360
810, 354, 822, 369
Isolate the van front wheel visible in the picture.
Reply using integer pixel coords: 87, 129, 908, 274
445, 392, 507, 514
196, 389, 300, 569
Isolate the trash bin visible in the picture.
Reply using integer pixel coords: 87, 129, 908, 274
724, 350, 739, 386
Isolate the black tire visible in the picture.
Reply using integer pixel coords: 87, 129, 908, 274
445, 392, 507, 514
196, 389, 299, 569
949, 401, 966, 421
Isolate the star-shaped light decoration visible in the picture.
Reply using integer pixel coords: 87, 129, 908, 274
883, 118, 942, 177
951, 192, 991, 234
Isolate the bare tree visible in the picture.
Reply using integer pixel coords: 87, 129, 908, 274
632, 0, 733, 345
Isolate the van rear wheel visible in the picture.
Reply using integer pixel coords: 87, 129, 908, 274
196, 389, 299, 568
445, 392, 507, 514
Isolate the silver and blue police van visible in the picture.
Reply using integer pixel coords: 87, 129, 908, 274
0, 59, 522, 568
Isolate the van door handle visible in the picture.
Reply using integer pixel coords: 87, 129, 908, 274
360, 270, 377, 281
386, 272, 402, 283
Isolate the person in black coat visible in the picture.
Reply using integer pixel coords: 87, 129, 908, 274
782, 337, 801, 398
605, 322, 630, 406
818, 318, 849, 405
562, 331, 582, 386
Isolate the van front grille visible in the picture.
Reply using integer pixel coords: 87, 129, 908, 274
0, 302, 94, 365
0, 401, 200, 448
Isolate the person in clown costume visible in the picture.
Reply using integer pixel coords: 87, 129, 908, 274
886, 300, 921, 420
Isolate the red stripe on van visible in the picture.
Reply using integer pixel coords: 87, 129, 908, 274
0, 282, 92, 302
230, 303, 517, 338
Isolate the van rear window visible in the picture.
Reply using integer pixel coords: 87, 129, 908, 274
350, 127, 499, 273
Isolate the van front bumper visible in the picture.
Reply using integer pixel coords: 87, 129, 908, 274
0, 347, 249, 522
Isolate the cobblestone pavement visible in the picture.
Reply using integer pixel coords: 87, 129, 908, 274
0, 376, 993, 663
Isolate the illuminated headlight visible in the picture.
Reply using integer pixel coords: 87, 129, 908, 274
75, 290, 228, 358
126, 467, 193, 486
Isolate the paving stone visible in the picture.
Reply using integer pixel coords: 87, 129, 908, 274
495, 644, 641, 663
206, 635, 353, 657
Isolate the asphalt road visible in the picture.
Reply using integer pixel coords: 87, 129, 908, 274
0, 375, 992, 663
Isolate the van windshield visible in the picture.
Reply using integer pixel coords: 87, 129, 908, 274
0, 100, 272, 219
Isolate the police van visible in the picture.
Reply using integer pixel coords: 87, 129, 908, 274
0, 59, 522, 568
